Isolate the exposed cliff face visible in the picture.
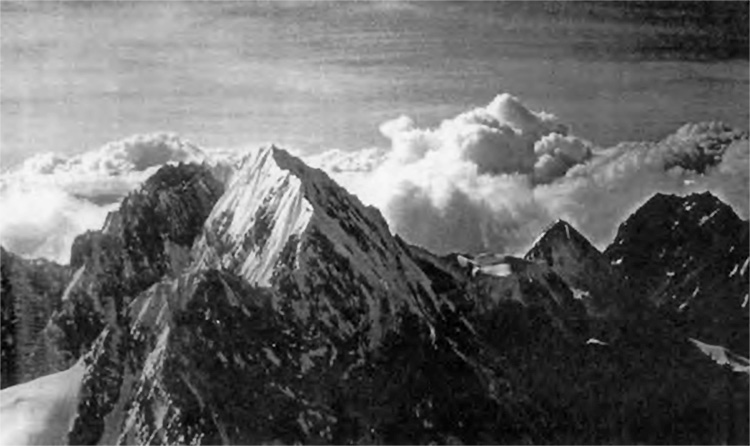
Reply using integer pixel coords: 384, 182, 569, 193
66, 147, 538, 444
0, 248, 71, 388
194, 146, 442, 348
0, 149, 747, 445
44, 163, 224, 373
104, 268, 535, 445
605, 191, 750, 353
406, 230, 748, 444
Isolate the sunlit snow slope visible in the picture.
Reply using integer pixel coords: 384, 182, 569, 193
0, 361, 85, 446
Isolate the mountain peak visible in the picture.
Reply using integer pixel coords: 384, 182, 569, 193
610, 191, 742, 252
50, 162, 224, 371
528, 218, 596, 256
550, 218, 575, 237
2, 144, 748, 445
194, 145, 439, 345
194, 145, 316, 285
525, 219, 621, 317
605, 191, 749, 350
270, 144, 310, 175
640, 191, 730, 215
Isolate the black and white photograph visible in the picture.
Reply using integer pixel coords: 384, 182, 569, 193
0, 1, 748, 444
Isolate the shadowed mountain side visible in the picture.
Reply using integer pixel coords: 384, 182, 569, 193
42, 163, 224, 375
606, 192, 750, 353
1, 248, 71, 388
0, 148, 747, 445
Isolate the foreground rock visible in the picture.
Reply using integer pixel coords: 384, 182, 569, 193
0, 149, 747, 444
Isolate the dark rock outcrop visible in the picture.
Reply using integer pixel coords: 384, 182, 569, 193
46, 162, 224, 372
605, 191, 749, 353
525, 219, 625, 318
1, 149, 747, 445
0, 247, 71, 388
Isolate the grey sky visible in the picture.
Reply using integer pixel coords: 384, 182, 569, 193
2, 1, 748, 169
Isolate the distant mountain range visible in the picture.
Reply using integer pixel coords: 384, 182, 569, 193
1, 145, 748, 445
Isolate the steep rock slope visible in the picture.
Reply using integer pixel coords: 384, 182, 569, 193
44, 163, 223, 372
0, 249, 71, 387
408, 244, 748, 445
605, 192, 749, 352
109, 268, 540, 445
1, 149, 747, 445
194, 146, 442, 347
56, 147, 540, 445
525, 220, 624, 317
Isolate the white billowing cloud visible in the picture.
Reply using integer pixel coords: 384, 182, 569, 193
536, 124, 750, 246
316, 93, 595, 255
2, 94, 747, 264
378, 115, 431, 164
4, 133, 210, 203
0, 184, 115, 263
534, 133, 592, 183
0, 133, 239, 263
705, 137, 750, 210
317, 95, 748, 256
427, 93, 577, 179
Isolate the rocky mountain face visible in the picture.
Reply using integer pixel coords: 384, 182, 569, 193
408, 211, 749, 444
43, 163, 224, 374
524, 219, 625, 318
0, 148, 748, 445
0, 248, 71, 388
605, 191, 749, 353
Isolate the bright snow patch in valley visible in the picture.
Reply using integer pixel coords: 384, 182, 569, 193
479, 263, 513, 277
690, 338, 750, 374
571, 288, 590, 301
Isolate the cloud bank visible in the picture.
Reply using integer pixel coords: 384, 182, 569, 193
2, 94, 747, 264
0, 133, 237, 263
312, 95, 748, 256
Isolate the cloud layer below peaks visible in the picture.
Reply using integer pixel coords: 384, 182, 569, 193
0, 133, 236, 263
311, 94, 748, 256
1, 93, 747, 264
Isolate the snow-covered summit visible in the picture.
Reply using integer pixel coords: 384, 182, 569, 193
194, 145, 440, 345
194, 146, 316, 285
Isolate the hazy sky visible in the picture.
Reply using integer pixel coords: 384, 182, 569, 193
2, 1, 748, 169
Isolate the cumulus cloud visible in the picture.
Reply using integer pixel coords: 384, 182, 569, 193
4, 133, 209, 203
2, 94, 747, 264
0, 133, 238, 263
537, 124, 749, 246
317, 94, 748, 256
314, 94, 593, 254
534, 133, 592, 183
0, 185, 114, 263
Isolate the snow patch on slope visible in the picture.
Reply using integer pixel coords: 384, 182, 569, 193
195, 146, 314, 286
479, 263, 512, 277
196, 145, 441, 346
0, 361, 86, 446
690, 338, 750, 373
